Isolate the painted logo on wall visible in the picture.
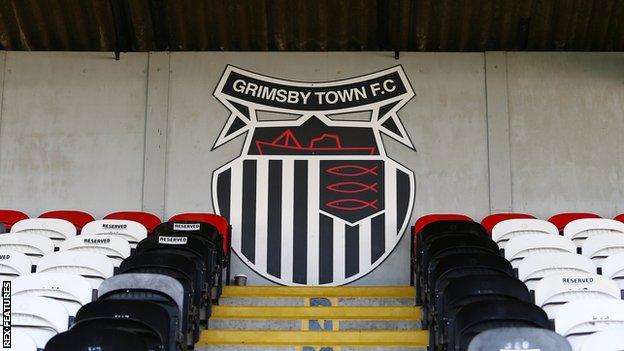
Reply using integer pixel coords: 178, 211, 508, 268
212, 65, 415, 286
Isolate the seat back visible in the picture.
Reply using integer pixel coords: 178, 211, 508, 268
535, 273, 620, 319
60, 235, 131, 267
468, 327, 572, 351
581, 234, 624, 270
12, 272, 92, 317
0, 233, 54, 265
549, 212, 601, 232
104, 211, 162, 234
492, 219, 558, 249
518, 252, 596, 291
505, 234, 576, 268
36, 251, 114, 289
555, 299, 624, 350
0, 209, 29, 231
413, 214, 473, 234
44, 327, 149, 351
481, 213, 536, 233
39, 210, 94, 232
168, 213, 230, 256
579, 327, 624, 351
12, 296, 69, 349
81, 219, 147, 248
0, 249, 31, 280
1, 329, 37, 351
11, 218, 76, 248
564, 218, 624, 248
602, 252, 624, 291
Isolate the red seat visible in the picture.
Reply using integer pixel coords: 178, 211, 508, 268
104, 211, 162, 234
412, 213, 473, 234
481, 213, 536, 233
548, 212, 601, 232
0, 209, 29, 231
168, 213, 230, 256
39, 210, 95, 232
615, 214, 624, 224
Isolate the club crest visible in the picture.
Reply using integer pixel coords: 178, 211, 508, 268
212, 65, 416, 286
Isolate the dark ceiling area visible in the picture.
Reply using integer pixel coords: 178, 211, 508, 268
0, 0, 622, 53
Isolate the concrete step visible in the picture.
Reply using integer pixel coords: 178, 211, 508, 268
218, 297, 415, 307
209, 319, 421, 331
221, 286, 416, 299
197, 347, 425, 351
211, 305, 421, 320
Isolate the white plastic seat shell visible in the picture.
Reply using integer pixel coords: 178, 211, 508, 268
579, 327, 624, 351
81, 219, 147, 248
564, 218, 624, 248
0, 233, 54, 264
492, 218, 558, 249
603, 252, 624, 291
10, 218, 76, 247
518, 252, 596, 291
505, 234, 577, 268
59, 235, 130, 267
0, 249, 31, 280
581, 234, 624, 269
36, 251, 114, 289
11, 272, 92, 317
555, 299, 624, 351
11, 296, 69, 349
535, 273, 620, 319
0, 329, 37, 351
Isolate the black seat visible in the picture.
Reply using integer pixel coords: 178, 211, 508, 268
450, 300, 550, 351
44, 327, 150, 351
75, 299, 181, 351
432, 274, 531, 349
118, 252, 200, 344
467, 327, 572, 351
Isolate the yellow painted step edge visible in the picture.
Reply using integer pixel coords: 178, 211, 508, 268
199, 330, 428, 347
222, 286, 416, 298
211, 306, 422, 320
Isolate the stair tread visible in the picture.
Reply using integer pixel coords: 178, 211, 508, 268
211, 305, 421, 320
222, 286, 416, 298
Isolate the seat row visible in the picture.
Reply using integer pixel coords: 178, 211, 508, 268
5, 217, 225, 351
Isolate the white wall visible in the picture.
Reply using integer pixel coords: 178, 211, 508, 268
0, 51, 622, 285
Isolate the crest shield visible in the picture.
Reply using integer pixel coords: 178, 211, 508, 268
212, 66, 416, 286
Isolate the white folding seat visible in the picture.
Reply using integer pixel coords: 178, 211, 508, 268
81, 219, 147, 248
505, 234, 576, 268
581, 234, 624, 270
492, 218, 558, 249
0, 249, 31, 280
12, 272, 92, 317
555, 299, 624, 351
36, 251, 114, 289
0, 329, 37, 351
564, 218, 624, 248
59, 235, 130, 267
10, 218, 76, 248
535, 273, 620, 319
602, 252, 624, 291
0, 233, 54, 265
12, 296, 69, 349
518, 252, 596, 291
579, 327, 624, 351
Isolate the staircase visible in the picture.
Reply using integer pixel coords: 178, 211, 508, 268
197, 286, 428, 350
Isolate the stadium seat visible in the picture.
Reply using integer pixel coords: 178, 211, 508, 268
564, 218, 624, 248
39, 210, 95, 232
81, 219, 148, 249
534, 273, 620, 319
449, 299, 550, 351
2, 329, 37, 351
491, 218, 559, 249
555, 299, 624, 350
0, 249, 31, 280
518, 252, 596, 291
12, 296, 69, 349
104, 210, 162, 234
581, 233, 624, 270
432, 274, 531, 348
0, 233, 54, 265
10, 218, 76, 248
73, 299, 179, 350
468, 327, 572, 351
12, 272, 92, 317
548, 212, 601, 232
0, 209, 29, 231
36, 251, 114, 289
44, 327, 150, 351
98, 273, 190, 347
578, 328, 624, 351
413, 213, 473, 234
505, 234, 576, 268
602, 253, 624, 291
60, 235, 131, 267
615, 214, 624, 224
481, 212, 536, 233
168, 213, 231, 258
